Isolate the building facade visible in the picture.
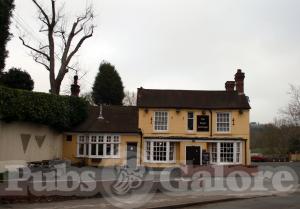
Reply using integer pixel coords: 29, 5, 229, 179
63, 69, 251, 168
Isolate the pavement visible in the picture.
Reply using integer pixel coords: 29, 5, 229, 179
0, 190, 287, 209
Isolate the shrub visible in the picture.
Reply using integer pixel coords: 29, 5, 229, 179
0, 68, 34, 91
0, 86, 88, 130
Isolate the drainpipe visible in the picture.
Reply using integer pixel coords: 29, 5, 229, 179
209, 110, 213, 137
139, 130, 143, 167
244, 140, 247, 165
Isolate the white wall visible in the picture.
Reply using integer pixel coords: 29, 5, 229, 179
0, 121, 63, 171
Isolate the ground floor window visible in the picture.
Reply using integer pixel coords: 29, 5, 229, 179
209, 142, 242, 164
77, 135, 120, 158
77, 136, 89, 157
145, 141, 176, 163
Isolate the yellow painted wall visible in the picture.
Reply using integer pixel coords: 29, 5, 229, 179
139, 108, 250, 165
138, 109, 249, 137
63, 134, 141, 167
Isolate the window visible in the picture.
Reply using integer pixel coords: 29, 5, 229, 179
90, 136, 97, 156
98, 136, 104, 156
145, 141, 176, 163
146, 141, 151, 161
220, 143, 234, 163
210, 143, 218, 163
77, 135, 120, 158
187, 112, 194, 131
77, 136, 88, 157
66, 135, 72, 142
217, 113, 231, 132
169, 142, 175, 161
153, 142, 167, 161
236, 142, 241, 163
154, 111, 168, 131
85, 136, 89, 156
209, 142, 242, 164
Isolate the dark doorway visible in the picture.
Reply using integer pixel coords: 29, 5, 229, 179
186, 146, 201, 166
127, 143, 138, 168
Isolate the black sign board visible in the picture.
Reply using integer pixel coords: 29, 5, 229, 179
197, 115, 209, 132
202, 151, 210, 165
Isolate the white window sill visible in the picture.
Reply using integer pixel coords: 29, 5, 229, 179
210, 162, 242, 165
77, 156, 120, 159
215, 132, 232, 135
144, 161, 176, 164
153, 130, 169, 133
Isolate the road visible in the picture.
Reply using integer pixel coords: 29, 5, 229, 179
181, 192, 300, 209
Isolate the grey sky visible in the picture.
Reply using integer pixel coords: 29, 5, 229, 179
5, 0, 300, 123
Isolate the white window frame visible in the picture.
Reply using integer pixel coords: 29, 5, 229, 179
144, 140, 176, 163
216, 112, 231, 133
77, 135, 88, 157
153, 111, 169, 132
187, 112, 194, 132
77, 134, 121, 159
209, 142, 242, 165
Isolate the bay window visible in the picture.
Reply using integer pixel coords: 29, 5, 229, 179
209, 142, 242, 164
210, 143, 218, 163
77, 135, 120, 158
145, 141, 176, 163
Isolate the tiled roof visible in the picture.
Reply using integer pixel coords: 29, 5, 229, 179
70, 105, 140, 133
137, 88, 251, 109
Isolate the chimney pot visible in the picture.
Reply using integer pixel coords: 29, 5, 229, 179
235, 69, 245, 95
225, 81, 235, 91
71, 75, 80, 97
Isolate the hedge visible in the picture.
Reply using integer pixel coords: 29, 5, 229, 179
0, 86, 88, 130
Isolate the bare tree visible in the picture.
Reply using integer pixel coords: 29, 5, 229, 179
123, 90, 137, 106
19, 0, 95, 94
280, 85, 300, 125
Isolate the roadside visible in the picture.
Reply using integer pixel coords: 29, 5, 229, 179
1, 162, 299, 208
180, 192, 300, 209
0, 189, 287, 209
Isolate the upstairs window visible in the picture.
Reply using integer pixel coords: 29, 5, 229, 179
154, 111, 168, 131
217, 112, 231, 132
187, 112, 194, 131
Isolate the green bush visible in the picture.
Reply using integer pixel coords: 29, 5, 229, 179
0, 86, 88, 130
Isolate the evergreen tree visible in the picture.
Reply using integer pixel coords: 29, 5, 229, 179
0, 0, 15, 73
92, 62, 124, 105
0, 68, 34, 91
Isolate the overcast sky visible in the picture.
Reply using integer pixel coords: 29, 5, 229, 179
5, 0, 300, 123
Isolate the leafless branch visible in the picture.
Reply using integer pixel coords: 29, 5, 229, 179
19, 37, 50, 60
32, 0, 50, 25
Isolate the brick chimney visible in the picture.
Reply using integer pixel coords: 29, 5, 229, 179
225, 81, 235, 91
235, 69, 245, 95
71, 75, 80, 97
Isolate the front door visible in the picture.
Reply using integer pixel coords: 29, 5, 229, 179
186, 146, 201, 165
127, 143, 138, 168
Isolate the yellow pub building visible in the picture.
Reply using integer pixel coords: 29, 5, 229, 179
63, 69, 251, 168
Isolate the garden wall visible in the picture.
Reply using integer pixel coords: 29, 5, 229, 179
0, 121, 63, 172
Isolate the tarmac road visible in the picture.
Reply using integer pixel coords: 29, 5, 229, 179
181, 192, 300, 209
